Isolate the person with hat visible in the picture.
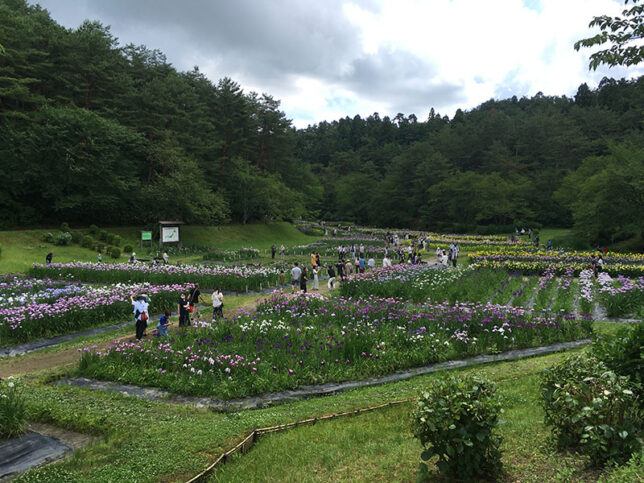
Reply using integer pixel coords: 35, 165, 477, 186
131, 293, 150, 340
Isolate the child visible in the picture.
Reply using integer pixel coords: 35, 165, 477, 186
157, 310, 171, 337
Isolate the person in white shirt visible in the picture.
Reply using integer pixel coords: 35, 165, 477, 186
367, 257, 375, 269
211, 288, 224, 321
441, 250, 449, 267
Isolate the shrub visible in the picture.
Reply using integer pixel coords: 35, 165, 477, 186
412, 374, 503, 480
109, 246, 121, 259
540, 354, 642, 465
0, 377, 26, 439
112, 235, 121, 247
591, 324, 644, 402
60, 222, 70, 232
71, 231, 82, 244
54, 232, 72, 246
81, 235, 94, 249
123, 244, 133, 254
98, 230, 109, 242
41, 232, 55, 243
96, 243, 105, 253
88, 224, 99, 235
105, 233, 115, 245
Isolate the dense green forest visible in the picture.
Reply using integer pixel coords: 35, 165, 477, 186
1, 0, 643, 245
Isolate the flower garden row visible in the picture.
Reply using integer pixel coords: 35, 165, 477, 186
77, 292, 593, 399
0, 280, 193, 344
341, 263, 643, 318
29, 261, 279, 291
470, 248, 644, 265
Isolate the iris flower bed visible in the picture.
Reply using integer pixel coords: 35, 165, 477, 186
203, 248, 260, 262
29, 261, 279, 291
471, 259, 644, 277
597, 273, 644, 318
0, 282, 193, 344
340, 264, 509, 305
469, 250, 644, 277
77, 293, 592, 399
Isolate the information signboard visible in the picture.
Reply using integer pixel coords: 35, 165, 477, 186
161, 226, 180, 243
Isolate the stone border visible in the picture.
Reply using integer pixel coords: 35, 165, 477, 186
59, 338, 591, 412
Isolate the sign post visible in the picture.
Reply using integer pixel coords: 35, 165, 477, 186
140, 231, 152, 249
158, 221, 184, 249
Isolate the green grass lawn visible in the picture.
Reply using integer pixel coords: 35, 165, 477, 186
0, 229, 99, 273
14, 333, 639, 483
0, 223, 317, 274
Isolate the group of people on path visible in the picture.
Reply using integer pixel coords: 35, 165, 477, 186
131, 284, 224, 340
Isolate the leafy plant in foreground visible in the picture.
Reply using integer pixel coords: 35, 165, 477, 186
540, 354, 642, 465
412, 374, 503, 481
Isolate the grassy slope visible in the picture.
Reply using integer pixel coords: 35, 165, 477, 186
0, 222, 316, 274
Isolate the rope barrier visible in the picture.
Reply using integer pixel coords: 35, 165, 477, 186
185, 398, 410, 482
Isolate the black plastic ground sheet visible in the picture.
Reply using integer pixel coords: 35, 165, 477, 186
0, 432, 71, 478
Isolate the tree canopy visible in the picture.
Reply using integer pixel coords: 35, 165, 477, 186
1, 0, 643, 247
574, 0, 644, 69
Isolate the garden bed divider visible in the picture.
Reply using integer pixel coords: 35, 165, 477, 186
185, 399, 409, 482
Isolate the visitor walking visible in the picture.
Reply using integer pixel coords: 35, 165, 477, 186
291, 262, 302, 292
178, 293, 190, 327
211, 288, 224, 321
452, 244, 459, 267
336, 259, 344, 280
367, 257, 375, 269
327, 264, 336, 289
129, 252, 136, 263
45, 252, 53, 266
271, 244, 276, 259
280, 244, 285, 257
97, 251, 102, 263
312, 265, 319, 290
300, 266, 308, 293
131, 294, 150, 340
163, 251, 169, 265
188, 284, 205, 322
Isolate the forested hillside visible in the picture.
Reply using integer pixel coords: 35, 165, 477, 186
1, 0, 643, 245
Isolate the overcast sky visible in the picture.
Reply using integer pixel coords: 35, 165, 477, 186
32, 0, 644, 128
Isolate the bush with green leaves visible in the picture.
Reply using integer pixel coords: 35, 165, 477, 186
98, 230, 109, 242
412, 374, 503, 480
88, 224, 99, 235
109, 246, 121, 259
540, 354, 642, 465
81, 234, 94, 248
60, 222, 70, 232
71, 230, 82, 244
54, 231, 72, 246
0, 377, 26, 440
591, 323, 644, 400
111, 234, 121, 247
123, 244, 133, 254
41, 232, 55, 243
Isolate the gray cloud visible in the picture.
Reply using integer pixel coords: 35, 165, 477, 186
339, 48, 465, 115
